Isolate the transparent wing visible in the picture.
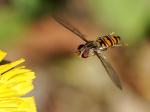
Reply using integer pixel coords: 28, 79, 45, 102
53, 15, 89, 43
94, 51, 122, 89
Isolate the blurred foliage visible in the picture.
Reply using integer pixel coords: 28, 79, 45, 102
0, 8, 25, 46
13, 0, 67, 19
0, 0, 67, 45
0, 0, 149, 46
87, 0, 150, 45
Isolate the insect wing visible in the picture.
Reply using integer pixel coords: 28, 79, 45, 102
95, 52, 122, 89
53, 15, 89, 42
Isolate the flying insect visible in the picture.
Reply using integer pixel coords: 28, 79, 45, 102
53, 16, 123, 89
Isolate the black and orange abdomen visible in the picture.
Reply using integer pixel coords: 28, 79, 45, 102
96, 35, 121, 48
96, 37, 107, 48
103, 36, 113, 47
111, 35, 120, 45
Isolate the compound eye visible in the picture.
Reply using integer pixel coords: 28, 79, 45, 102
81, 49, 89, 58
77, 44, 84, 50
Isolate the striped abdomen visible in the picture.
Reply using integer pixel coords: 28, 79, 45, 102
96, 35, 121, 48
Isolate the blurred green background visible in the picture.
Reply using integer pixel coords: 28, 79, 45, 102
0, 0, 149, 45
0, 0, 150, 112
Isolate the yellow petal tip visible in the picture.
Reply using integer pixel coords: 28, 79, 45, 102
0, 50, 7, 61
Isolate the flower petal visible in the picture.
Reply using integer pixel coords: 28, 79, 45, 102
0, 67, 36, 97
0, 97, 37, 112
0, 58, 25, 75
0, 50, 7, 62
0, 50, 37, 112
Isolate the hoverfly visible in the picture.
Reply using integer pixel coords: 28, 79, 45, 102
53, 16, 123, 89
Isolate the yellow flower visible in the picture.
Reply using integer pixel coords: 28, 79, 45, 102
0, 50, 37, 112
